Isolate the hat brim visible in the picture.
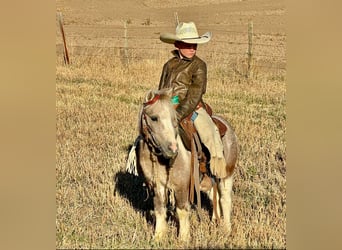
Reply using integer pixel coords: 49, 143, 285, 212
160, 31, 212, 44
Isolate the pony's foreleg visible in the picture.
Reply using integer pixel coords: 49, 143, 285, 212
218, 175, 233, 233
176, 206, 190, 241
174, 188, 190, 241
153, 184, 168, 241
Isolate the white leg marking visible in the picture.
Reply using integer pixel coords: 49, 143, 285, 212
218, 176, 233, 233
177, 207, 190, 241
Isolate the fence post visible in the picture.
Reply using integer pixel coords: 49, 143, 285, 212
57, 12, 70, 65
246, 20, 253, 78
123, 20, 129, 65
174, 12, 179, 27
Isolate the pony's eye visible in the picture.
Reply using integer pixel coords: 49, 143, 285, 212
150, 116, 158, 122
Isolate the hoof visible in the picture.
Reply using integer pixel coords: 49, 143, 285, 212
153, 231, 165, 242
179, 231, 190, 243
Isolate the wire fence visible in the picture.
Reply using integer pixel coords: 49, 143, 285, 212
56, 17, 286, 71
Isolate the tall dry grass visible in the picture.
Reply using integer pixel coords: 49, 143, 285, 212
56, 49, 286, 248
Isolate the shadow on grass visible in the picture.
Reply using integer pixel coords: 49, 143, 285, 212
113, 142, 155, 223
114, 143, 213, 224
114, 169, 213, 219
114, 170, 154, 214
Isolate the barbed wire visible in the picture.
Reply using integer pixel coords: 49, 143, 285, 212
56, 21, 286, 70
58, 23, 286, 37
59, 35, 284, 48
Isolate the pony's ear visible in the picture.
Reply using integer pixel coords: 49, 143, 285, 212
164, 87, 173, 98
144, 89, 156, 103
144, 89, 162, 107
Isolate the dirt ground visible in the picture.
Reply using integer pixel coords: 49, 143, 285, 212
56, 0, 285, 40
56, 0, 285, 33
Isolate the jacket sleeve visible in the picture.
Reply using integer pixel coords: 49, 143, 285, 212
176, 61, 207, 121
158, 63, 168, 90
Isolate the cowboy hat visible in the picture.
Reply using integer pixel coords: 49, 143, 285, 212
160, 22, 212, 44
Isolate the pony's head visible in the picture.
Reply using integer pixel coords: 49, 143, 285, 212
140, 88, 178, 159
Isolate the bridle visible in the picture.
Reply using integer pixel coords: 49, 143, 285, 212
140, 94, 178, 158
141, 112, 163, 156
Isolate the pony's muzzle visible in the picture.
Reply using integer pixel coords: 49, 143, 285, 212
169, 142, 178, 154
164, 142, 178, 159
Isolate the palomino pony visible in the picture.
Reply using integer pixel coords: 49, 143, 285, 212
134, 88, 238, 241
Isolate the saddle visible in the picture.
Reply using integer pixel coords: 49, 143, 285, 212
178, 103, 227, 151
178, 103, 227, 221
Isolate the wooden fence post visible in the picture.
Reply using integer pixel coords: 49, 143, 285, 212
123, 20, 129, 65
57, 12, 70, 65
246, 20, 253, 78
174, 12, 179, 27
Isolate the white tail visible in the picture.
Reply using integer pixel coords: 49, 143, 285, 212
125, 136, 141, 176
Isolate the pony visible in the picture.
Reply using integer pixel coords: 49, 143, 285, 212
134, 88, 238, 241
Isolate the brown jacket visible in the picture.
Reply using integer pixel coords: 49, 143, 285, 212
158, 50, 207, 121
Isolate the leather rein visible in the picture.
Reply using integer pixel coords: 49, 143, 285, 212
141, 112, 163, 156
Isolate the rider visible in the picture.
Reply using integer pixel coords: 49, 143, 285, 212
158, 22, 227, 178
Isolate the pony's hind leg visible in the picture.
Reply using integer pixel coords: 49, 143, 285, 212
218, 175, 233, 233
153, 184, 168, 241
207, 187, 221, 221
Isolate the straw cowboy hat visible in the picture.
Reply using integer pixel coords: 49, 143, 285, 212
160, 22, 212, 44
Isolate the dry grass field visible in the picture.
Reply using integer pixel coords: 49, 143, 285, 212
56, 0, 286, 248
